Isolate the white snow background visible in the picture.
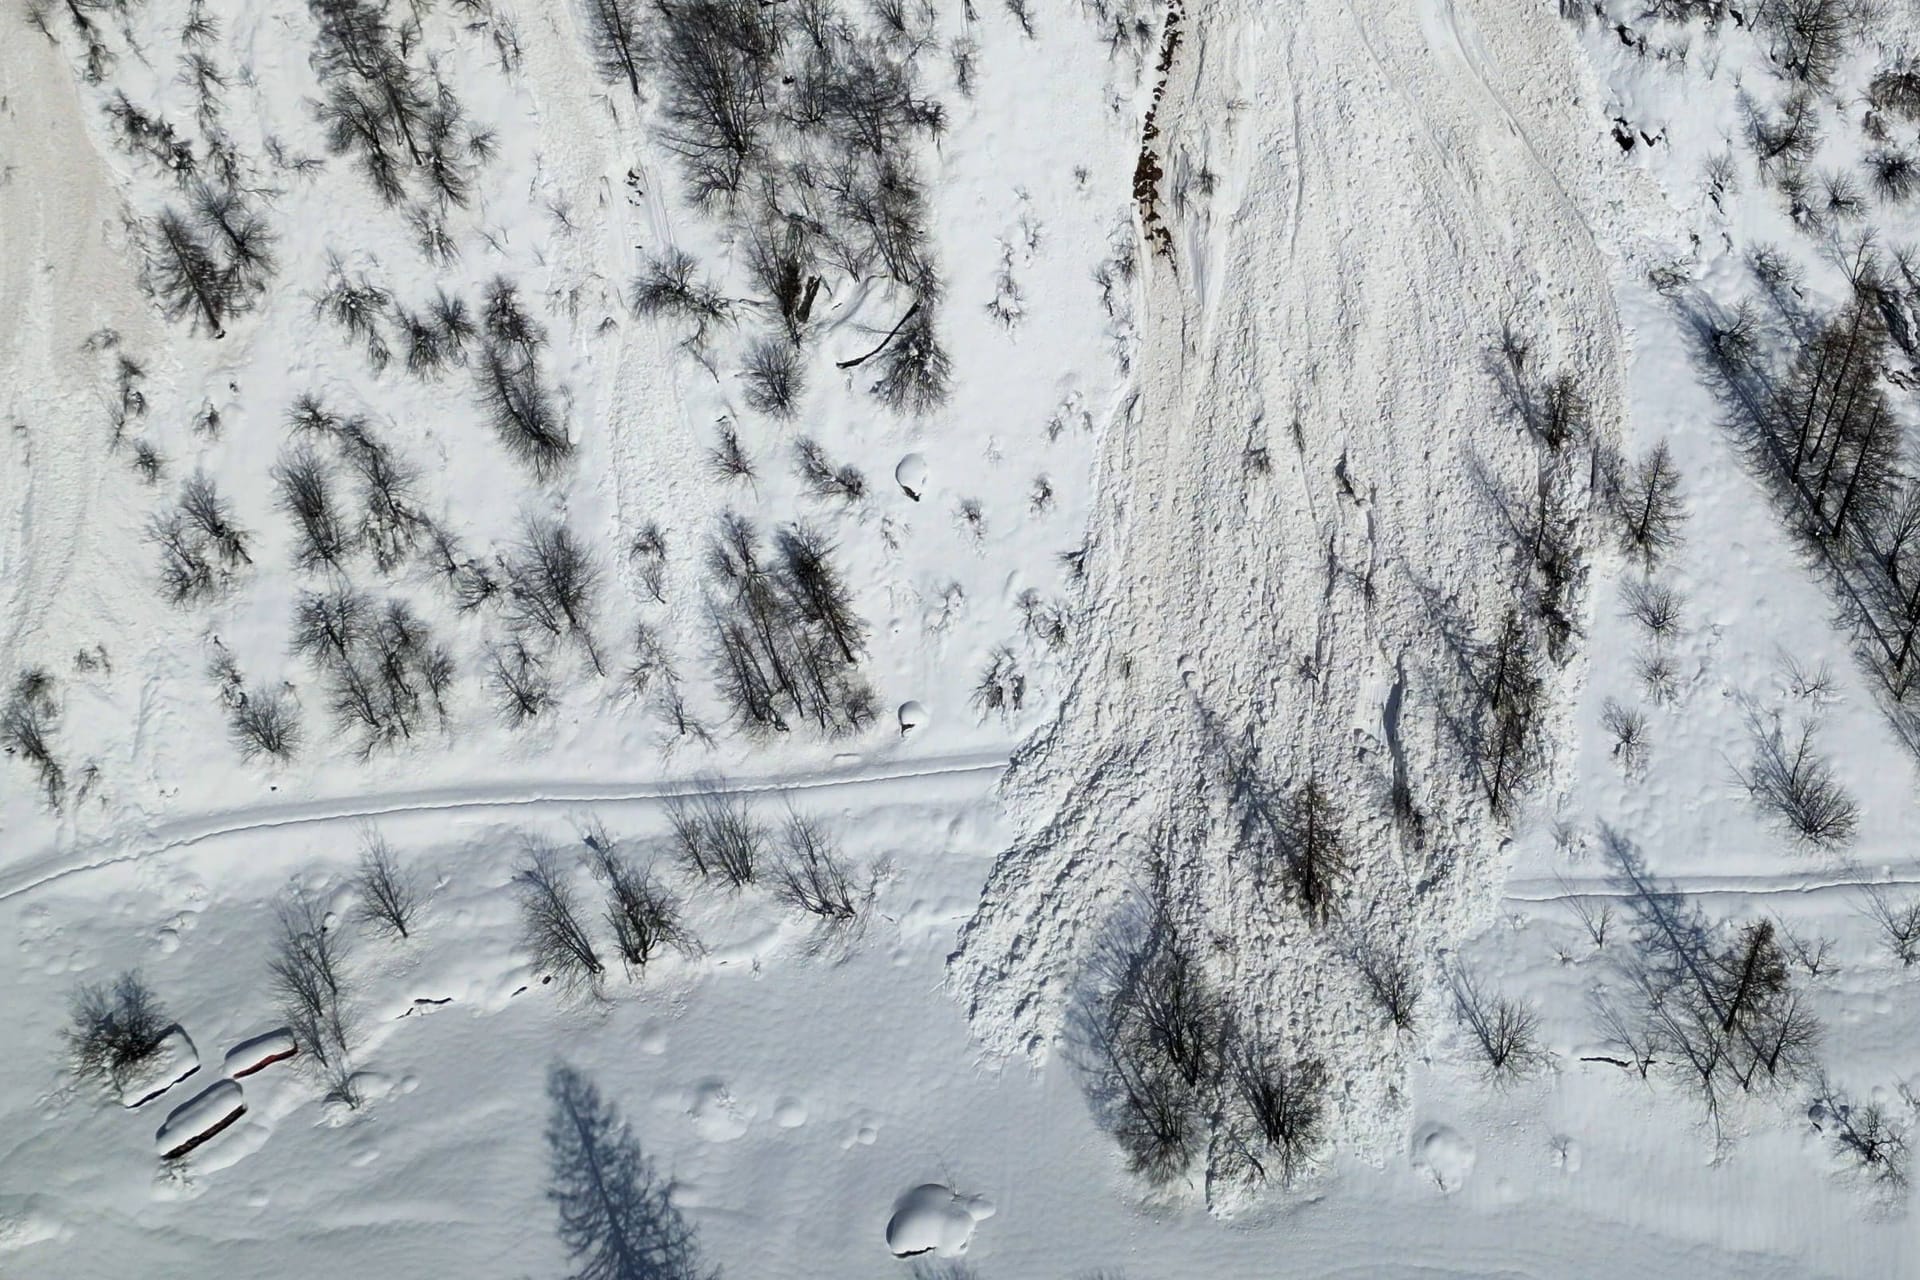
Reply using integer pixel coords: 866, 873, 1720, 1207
2, 0, 1918, 1276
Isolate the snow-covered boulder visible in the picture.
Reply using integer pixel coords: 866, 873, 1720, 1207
155, 1080, 246, 1161
120, 1028, 199, 1110
883, 1183, 994, 1258
224, 1029, 297, 1080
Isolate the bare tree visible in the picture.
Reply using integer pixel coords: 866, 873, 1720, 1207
1601, 697, 1648, 772
770, 811, 861, 924
1071, 890, 1220, 1182
742, 336, 803, 418
631, 249, 732, 338
1860, 883, 1920, 966
145, 208, 239, 337
1812, 1076, 1910, 1190
353, 830, 421, 940
706, 422, 756, 484
2, 667, 65, 806
582, 821, 690, 975
793, 436, 866, 502
1221, 1031, 1325, 1186
578, 0, 643, 97
476, 280, 570, 477
1450, 967, 1545, 1081
490, 639, 555, 726
1623, 576, 1685, 636
65, 971, 173, 1094
230, 685, 303, 761
1739, 714, 1858, 847
630, 522, 669, 603
667, 784, 764, 887
506, 516, 604, 673
276, 447, 352, 570
515, 842, 605, 996
1608, 441, 1686, 564
1351, 939, 1419, 1032
1270, 776, 1352, 926
970, 647, 1026, 723
270, 888, 358, 1104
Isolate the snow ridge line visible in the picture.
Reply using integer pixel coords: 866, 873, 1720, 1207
0, 752, 1009, 903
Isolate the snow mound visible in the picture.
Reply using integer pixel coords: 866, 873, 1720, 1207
222, 1029, 296, 1080
1409, 1123, 1475, 1195
897, 701, 928, 735
155, 1079, 246, 1161
894, 453, 929, 502
883, 1183, 994, 1258
121, 1028, 199, 1110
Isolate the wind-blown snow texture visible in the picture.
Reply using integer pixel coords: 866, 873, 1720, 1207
4, 0, 1920, 1277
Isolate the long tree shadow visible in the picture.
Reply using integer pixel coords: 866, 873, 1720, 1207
546, 1063, 717, 1280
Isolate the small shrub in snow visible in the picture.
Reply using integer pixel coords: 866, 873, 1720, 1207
66, 971, 172, 1094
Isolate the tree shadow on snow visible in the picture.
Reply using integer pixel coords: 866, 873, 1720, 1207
545, 1063, 716, 1280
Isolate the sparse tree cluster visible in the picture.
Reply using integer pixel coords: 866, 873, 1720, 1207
150, 472, 252, 604
1599, 841, 1822, 1120
1074, 885, 1330, 1187
641, 0, 954, 415
769, 812, 864, 926
704, 513, 876, 736
308, 0, 486, 213
290, 585, 454, 755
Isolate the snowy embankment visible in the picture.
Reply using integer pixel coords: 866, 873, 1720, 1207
956, 0, 1645, 1182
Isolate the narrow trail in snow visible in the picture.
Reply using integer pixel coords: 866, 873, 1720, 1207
1505, 868, 1920, 903
0, 752, 1008, 903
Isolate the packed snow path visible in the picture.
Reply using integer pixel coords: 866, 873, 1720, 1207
954, 0, 1639, 1157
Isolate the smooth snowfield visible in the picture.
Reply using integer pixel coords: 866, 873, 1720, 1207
2, 1, 1918, 1277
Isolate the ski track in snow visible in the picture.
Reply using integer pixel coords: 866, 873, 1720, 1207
0, 751, 1008, 903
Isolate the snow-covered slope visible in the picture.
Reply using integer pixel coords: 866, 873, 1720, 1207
4, 0, 1919, 1276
